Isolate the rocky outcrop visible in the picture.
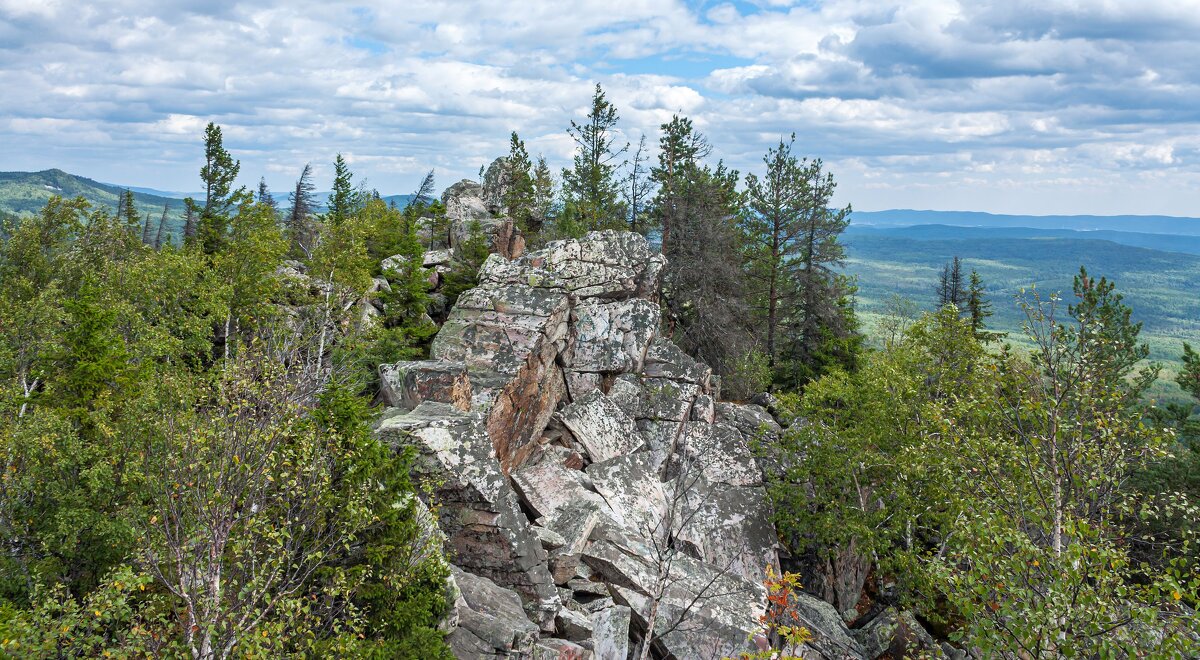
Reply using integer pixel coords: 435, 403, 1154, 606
443, 179, 525, 259
376, 223, 864, 658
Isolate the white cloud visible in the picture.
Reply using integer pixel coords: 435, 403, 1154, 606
0, 0, 1197, 214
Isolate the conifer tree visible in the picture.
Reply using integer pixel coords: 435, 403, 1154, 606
652, 115, 710, 255
529, 156, 557, 237
288, 163, 317, 256
562, 83, 627, 231
502, 132, 535, 230
328, 154, 356, 226
966, 269, 1001, 342
624, 134, 654, 235
153, 203, 169, 249
197, 122, 244, 254
256, 177, 278, 215
937, 256, 967, 308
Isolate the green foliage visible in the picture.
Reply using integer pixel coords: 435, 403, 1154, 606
503, 132, 535, 230
328, 153, 360, 226
197, 122, 246, 254
562, 83, 627, 232
0, 565, 178, 658
441, 219, 490, 309
0, 121, 451, 655
766, 272, 1200, 654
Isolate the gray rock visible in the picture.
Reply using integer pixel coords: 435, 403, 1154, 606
377, 404, 560, 628
378, 360, 472, 412
521, 231, 663, 300
643, 338, 713, 388
556, 606, 595, 642
534, 525, 568, 551
590, 605, 632, 660
448, 566, 540, 656
423, 248, 455, 268
512, 458, 608, 520
558, 391, 645, 463
586, 454, 667, 536
675, 476, 779, 588
791, 591, 867, 659
677, 421, 762, 487
568, 298, 659, 374
532, 637, 591, 659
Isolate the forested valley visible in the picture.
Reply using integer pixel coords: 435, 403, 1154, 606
1, 84, 1197, 658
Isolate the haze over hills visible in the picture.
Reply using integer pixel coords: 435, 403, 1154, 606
853, 209, 1200, 236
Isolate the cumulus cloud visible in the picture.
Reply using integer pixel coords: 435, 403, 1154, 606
0, 0, 1197, 214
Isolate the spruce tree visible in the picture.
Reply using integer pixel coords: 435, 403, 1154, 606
651, 115, 710, 255
502, 132, 535, 230
288, 163, 316, 256
328, 154, 356, 226
197, 122, 243, 254
529, 156, 557, 238
562, 83, 627, 231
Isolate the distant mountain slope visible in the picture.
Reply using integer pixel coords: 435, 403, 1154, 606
854, 209, 1200, 236
0, 169, 188, 236
843, 230, 1200, 367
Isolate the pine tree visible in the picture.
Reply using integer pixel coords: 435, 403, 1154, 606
774, 156, 857, 388
742, 134, 809, 369
562, 83, 627, 231
650, 116, 754, 383
651, 115, 710, 255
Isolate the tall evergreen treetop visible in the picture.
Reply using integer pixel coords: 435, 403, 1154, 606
562, 83, 628, 231
198, 122, 245, 253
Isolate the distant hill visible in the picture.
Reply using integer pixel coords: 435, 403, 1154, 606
853, 209, 1200, 236
0, 169, 420, 242
0, 169, 189, 230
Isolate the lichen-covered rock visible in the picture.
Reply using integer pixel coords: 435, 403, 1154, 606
676, 476, 779, 588
532, 637, 590, 660
586, 454, 667, 536
790, 591, 867, 659
677, 421, 762, 487
643, 338, 713, 389
431, 274, 570, 472
377, 403, 560, 628
589, 605, 632, 660
447, 566, 540, 657
512, 456, 608, 520
520, 231, 663, 300
558, 391, 644, 464
567, 298, 659, 374
378, 360, 472, 412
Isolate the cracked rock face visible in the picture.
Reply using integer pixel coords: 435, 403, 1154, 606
374, 224, 861, 659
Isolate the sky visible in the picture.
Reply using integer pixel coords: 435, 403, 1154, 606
2, 0, 1200, 215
